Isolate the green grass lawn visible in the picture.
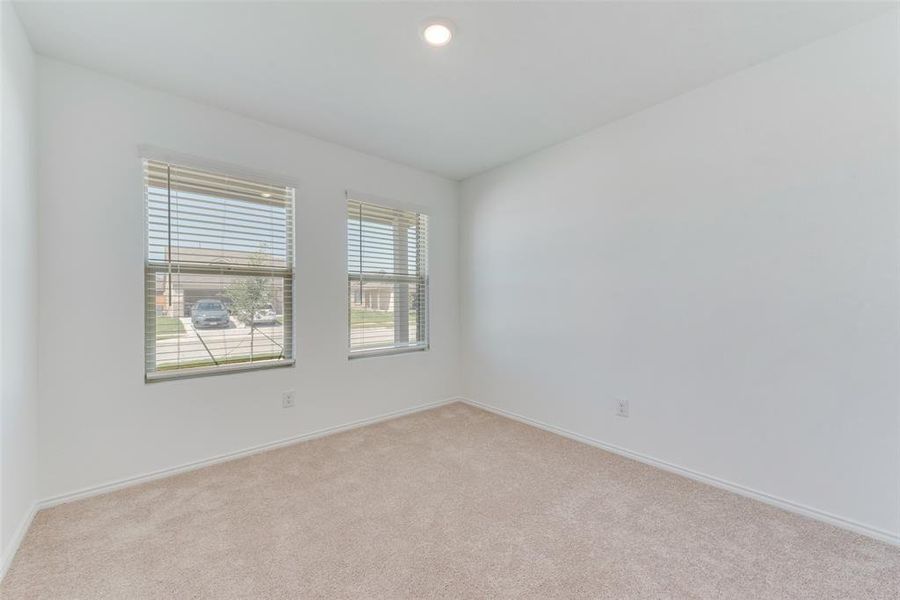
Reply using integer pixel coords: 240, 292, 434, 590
350, 308, 418, 329
351, 308, 394, 327
156, 316, 186, 340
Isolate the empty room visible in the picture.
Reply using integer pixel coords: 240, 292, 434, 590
1, 1, 898, 598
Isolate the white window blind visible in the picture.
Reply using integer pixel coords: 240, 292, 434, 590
144, 159, 295, 380
347, 196, 429, 357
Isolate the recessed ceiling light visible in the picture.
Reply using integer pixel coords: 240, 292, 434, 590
422, 20, 454, 47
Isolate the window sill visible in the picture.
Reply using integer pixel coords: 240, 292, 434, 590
348, 345, 429, 360
146, 358, 295, 383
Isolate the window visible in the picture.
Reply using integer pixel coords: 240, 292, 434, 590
347, 196, 428, 357
144, 159, 295, 380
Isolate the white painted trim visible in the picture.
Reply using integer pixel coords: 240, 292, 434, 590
37, 397, 459, 510
0, 503, 38, 582
460, 397, 900, 547
1, 397, 458, 583
9, 393, 893, 584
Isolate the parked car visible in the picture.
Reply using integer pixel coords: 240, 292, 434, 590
191, 300, 231, 329
251, 304, 278, 326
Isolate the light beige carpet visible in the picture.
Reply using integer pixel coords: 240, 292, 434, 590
2, 402, 898, 599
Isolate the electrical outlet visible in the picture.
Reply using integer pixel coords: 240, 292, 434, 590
616, 398, 629, 418
282, 390, 296, 408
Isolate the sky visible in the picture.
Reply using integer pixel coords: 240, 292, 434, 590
148, 185, 422, 275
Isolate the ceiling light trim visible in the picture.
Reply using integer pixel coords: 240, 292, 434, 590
421, 18, 455, 47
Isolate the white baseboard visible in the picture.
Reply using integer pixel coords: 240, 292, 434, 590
460, 397, 900, 547
37, 396, 460, 511
6, 393, 894, 584
0, 396, 458, 584
0, 503, 38, 581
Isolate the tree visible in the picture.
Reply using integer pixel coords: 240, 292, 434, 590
225, 274, 271, 326
225, 252, 272, 360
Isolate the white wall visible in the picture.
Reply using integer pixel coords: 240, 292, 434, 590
36, 59, 460, 500
460, 13, 900, 539
0, 1, 39, 563
23, 5, 900, 548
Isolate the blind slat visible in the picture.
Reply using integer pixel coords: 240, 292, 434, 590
146, 163, 292, 206
145, 159, 295, 379
347, 197, 429, 356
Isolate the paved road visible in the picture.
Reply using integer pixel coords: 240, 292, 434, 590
154, 318, 406, 366
155, 317, 285, 366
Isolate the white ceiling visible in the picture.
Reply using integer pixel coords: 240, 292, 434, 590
15, 1, 895, 180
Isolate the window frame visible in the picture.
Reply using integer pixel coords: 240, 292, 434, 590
141, 149, 297, 382
346, 191, 430, 360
